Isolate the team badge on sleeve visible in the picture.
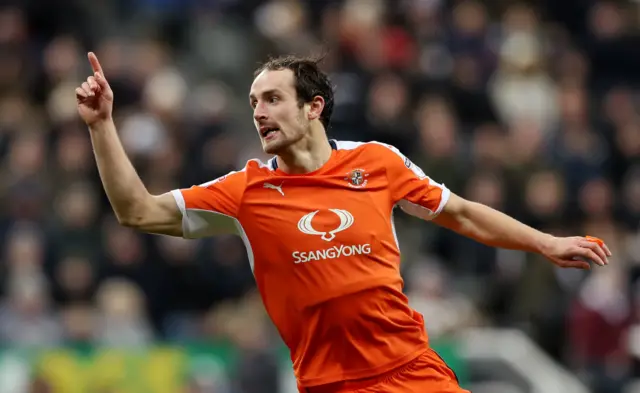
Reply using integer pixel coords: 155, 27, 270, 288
403, 156, 427, 180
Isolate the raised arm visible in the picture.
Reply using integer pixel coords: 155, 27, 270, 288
76, 52, 182, 236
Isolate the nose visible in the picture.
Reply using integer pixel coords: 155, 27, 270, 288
253, 102, 268, 122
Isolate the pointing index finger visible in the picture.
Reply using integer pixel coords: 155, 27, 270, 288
88, 52, 104, 76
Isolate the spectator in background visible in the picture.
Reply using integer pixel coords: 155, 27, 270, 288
568, 267, 632, 393
407, 262, 480, 341
0, 224, 61, 348
95, 278, 154, 348
489, 4, 559, 133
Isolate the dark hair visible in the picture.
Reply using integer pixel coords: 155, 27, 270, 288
254, 55, 334, 130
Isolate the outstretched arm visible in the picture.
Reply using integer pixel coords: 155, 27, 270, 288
432, 193, 611, 269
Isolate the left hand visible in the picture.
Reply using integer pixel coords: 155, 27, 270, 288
541, 236, 612, 270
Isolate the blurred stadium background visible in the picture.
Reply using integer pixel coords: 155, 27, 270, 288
0, 0, 638, 392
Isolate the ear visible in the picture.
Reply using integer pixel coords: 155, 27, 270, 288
307, 96, 325, 122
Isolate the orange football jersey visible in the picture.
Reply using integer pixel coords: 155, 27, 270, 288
171, 140, 450, 387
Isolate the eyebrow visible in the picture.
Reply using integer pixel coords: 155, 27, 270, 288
249, 89, 280, 101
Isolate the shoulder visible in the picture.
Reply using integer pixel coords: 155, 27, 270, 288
333, 139, 426, 177
333, 140, 408, 162
245, 158, 275, 173
198, 158, 273, 189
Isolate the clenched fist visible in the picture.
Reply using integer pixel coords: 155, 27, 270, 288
76, 52, 113, 126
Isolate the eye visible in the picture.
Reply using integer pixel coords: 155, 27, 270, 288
269, 96, 279, 104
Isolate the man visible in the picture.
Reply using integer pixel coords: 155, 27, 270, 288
76, 52, 611, 393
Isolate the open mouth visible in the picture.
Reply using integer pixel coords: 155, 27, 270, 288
261, 127, 280, 138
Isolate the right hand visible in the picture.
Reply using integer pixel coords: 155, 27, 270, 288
76, 52, 114, 126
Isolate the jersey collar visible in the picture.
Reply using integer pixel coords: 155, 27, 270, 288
270, 140, 337, 171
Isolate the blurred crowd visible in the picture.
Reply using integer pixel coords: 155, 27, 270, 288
0, 0, 639, 392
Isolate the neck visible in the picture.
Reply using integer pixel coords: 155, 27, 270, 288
276, 125, 332, 174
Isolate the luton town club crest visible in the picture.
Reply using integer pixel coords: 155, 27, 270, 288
346, 169, 368, 188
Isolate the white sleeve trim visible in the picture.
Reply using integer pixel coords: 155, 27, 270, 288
171, 189, 186, 216
170, 189, 239, 239
170, 189, 188, 236
398, 185, 451, 221
434, 186, 451, 216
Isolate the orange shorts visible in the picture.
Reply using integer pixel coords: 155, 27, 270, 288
300, 348, 470, 393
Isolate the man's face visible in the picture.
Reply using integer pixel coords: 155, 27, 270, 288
249, 69, 309, 155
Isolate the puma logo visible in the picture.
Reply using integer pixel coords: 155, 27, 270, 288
263, 182, 284, 196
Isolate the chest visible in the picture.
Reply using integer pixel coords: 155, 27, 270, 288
236, 171, 393, 262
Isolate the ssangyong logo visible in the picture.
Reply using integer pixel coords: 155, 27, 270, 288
293, 244, 372, 264
297, 209, 354, 242
294, 209, 371, 264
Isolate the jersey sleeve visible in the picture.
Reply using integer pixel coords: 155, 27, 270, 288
376, 143, 451, 220
170, 170, 246, 239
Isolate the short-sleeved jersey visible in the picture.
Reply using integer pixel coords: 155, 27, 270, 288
171, 140, 450, 387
